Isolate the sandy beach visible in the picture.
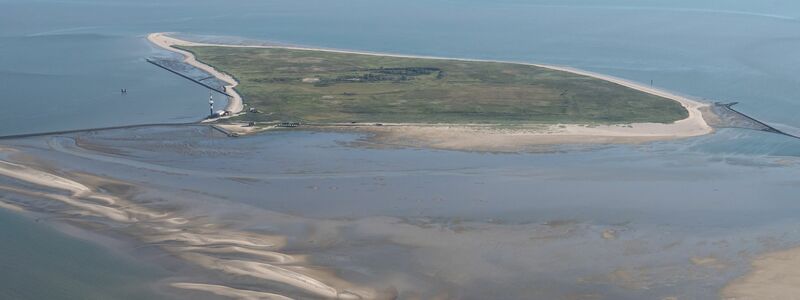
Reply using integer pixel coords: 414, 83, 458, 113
147, 33, 244, 115
326, 120, 710, 152
147, 32, 713, 150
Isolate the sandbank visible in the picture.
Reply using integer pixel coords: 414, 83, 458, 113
0, 154, 377, 300
722, 247, 800, 299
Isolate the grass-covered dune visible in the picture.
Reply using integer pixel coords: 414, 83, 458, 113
181, 46, 688, 124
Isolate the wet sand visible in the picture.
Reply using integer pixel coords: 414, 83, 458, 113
0, 200, 25, 212
1, 126, 798, 299
0, 142, 381, 299
722, 247, 800, 299
170, 283, 294, 300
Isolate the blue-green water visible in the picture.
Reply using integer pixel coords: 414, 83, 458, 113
0, 209, 166, 299
2, 0, 800, 149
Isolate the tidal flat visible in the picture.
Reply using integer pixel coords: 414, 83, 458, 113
1, 125, 799, 299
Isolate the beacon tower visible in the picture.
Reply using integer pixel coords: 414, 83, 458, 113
209, 94, 214, 117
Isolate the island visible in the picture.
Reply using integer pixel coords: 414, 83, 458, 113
148, 33, 712, 151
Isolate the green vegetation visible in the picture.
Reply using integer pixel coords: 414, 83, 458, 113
181, 46, 688, 124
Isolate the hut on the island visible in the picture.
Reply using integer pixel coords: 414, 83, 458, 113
213, 110, 227, 117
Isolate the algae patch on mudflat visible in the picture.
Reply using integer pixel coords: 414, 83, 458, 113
181, 46, 688, 124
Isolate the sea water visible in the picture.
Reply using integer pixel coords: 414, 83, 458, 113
0, 209, 167, 299
2, 0, 800, 145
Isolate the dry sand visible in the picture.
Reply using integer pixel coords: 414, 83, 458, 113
722, 247, 800, 300
146, 32, 713, 150
345, 124, 696, 152
147, 33, 243, 115
215, 123, 261, 135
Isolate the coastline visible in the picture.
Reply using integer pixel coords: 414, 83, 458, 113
146, 32, 713, 150
147, 33, 244, 115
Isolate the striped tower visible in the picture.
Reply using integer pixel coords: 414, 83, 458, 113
209, 94, 214, 116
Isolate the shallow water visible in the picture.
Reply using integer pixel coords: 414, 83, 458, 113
2, 0, 800, 143
0, 208, 169, 300
0, 126, 797, 298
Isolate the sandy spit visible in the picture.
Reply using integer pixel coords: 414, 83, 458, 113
147, 33, 244, 115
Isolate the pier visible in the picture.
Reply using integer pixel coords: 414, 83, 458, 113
0, 123, 201, 140
713, 102, 800, 139
146, 58, 232, 98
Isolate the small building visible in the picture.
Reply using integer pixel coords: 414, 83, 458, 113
277, 122, 300, 128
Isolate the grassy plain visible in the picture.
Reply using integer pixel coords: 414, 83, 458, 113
180, 46, 688, 124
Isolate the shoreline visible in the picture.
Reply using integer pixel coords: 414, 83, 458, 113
147, 33, 244, 115
146, 32, 713, 149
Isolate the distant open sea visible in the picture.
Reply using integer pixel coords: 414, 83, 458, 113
2, 0, 800, 148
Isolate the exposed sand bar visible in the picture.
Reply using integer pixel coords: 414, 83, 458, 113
0, 200, 25, 212
722, 247, 800, 299
0, 160, 91, 194
147, 32, 712, 148
147, 33, 243, 115
341, 122, 700, 152
171, 283, 294, 300
0, 155, 378, 299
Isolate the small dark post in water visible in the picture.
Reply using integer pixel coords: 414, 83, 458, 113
650, 80, 653, 86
